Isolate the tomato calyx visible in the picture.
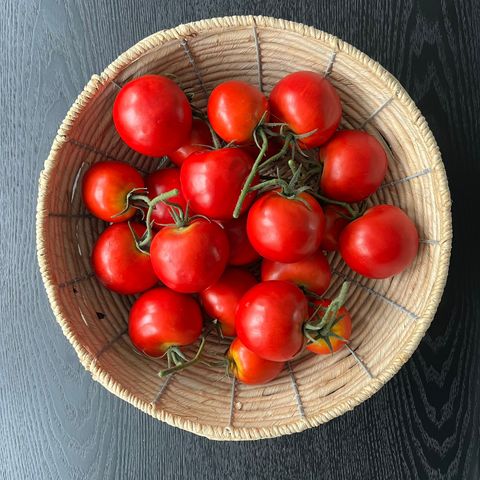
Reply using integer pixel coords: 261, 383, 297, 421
122, 188, 181, 252
303, 282, 350, 353
158, 335, 207, 378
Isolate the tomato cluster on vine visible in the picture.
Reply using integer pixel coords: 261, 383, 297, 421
82, 71, 419, 385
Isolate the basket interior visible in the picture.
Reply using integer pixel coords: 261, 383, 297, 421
38, 19, 448, 439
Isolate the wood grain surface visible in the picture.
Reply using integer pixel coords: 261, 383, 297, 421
1, 0, 479, 478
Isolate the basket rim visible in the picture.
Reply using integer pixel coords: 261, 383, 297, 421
36, 14, 452, 441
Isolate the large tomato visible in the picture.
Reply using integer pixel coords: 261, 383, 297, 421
150, 219, 229, 293
180, 148, 259, 220
128, 288, 203, 357
306, 299, 352, 355
236, 280, 308, 362
269, 71, 342, 148
113, 75, 192, 156
169, 118, 213, 167
320, 205, 351, 252
227, 338, 285, 385
207, 80, 269, 144
340, 205, 419, 278
145, 168, 187, 227
247, 190, 325, 263
200, 268, 257, 337
222, 216, 260, 266
320, 130, 388, 202
261, 249, 331, 296
92, 222, 157, 295
82, 161, 144, 223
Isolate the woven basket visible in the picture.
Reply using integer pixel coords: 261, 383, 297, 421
36, 16, 452, 440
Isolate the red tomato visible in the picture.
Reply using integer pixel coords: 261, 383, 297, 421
145, 168, 187, 227
236, 280, 308, 362
128, 288, 203, 357
222, 216, 260, 266
227, 338, 285, 385
240, 137, 285, 160
207, 80, 269, 144
200, 268, 257, 337
247, 190, 325, 263
113, 75, 192, 156
319, 130, 388, 202
82, 161, 144, 223
269, 71, 342, 148
169, 118, 213, 167
306, 299, 352, 355
180, 148, 259, 220
340, 205, 419, 278
321, 205, 351, 251
150, 219, 229, 293
92, 222, 157, 295
261, 249, 331, 296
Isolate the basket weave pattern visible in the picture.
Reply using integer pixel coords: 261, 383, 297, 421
36, 16, 452, 440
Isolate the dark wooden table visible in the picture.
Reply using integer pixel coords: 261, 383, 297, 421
1, 1, 479, 478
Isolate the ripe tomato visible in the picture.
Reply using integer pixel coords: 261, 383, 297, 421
92, 222, 157, 295
82, 161, 144, 223
321, 205, 351, 251
222, 216, 260, 266
200, 268, 257, 337
269, 71, 342, 148
145, 168, 187, 227
128, 288, 203, 357
236, 280, 308, 362
261, 249, 331, 296
247, 190, 325, 263
340, 205, 419, 278
180, 148, 259, 220
319, 130, 388, 202
227, 338, 285, 385
113, 75, 192, 156
207, 80, 269, 144
169, 118, 213, 167
150, 219, 229, 293
306, 299, 352, 355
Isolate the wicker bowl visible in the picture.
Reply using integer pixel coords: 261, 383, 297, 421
36, 16, 452, 440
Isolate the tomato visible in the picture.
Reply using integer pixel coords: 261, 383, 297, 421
339, 205, 419, 278
82, 161, 144, 222
261, 249, 331, 296
150, 219, 229, 293
247, 190, 325, 263
180, 148, 259, 220
240, 137, 285, 161
169, 118, 213, 167
145, 168, 187, 227
200, 268, 257, 337
321, 205, 351, 251
92, 222, 157, 295
236, 280, 308, 362
207, 80, 269, 144
222, 216, 260, 266
227, 338, 285, 385
269, 71, 342, 148
128, 288, 203, 357
306, 299, 352, 355
113, 75, 192, 156
319, 130, 387, 202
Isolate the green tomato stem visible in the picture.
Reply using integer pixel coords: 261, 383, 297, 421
310, 192, 358, 219
158, 336, 207, 378
233, 128, 269, 218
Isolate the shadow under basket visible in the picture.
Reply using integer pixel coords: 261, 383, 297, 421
36, 15, 452, 441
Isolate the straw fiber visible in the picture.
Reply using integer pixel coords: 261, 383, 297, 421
36, 16, 452, 440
